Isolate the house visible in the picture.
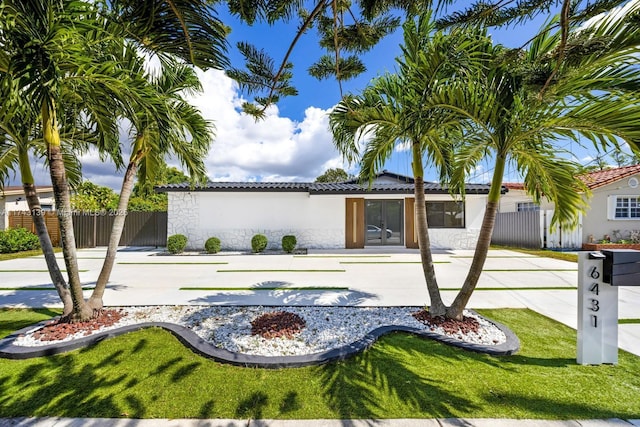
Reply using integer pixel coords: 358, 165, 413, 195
499, 164, 640, 246
157, 171, 502, 251
0, 186, 56, 231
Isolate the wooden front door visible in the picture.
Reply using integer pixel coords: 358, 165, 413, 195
405, 198, 419, 249
345, 198, 365, 248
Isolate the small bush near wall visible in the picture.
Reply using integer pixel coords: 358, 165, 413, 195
205, 237, 221, 254
282, 235, 297, 253
251, 234, 268, 253
0, 227, 41, 253
167, 234, 188, 254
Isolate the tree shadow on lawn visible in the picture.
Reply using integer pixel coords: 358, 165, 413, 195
317, 334, 482, 419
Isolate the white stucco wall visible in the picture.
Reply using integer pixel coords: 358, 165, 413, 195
167, 190, 489, 251
1, 193, 55, 230
168, 191, 345, 250
498, 189, 554, 213
582, 175, 640, 243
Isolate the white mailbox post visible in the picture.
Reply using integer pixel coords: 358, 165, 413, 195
578, 249, 640, 364
577, 252, 618, 365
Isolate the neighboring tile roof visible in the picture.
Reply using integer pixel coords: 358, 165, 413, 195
156, 181, 495, 195
343, 170, 415, 184
578, 164, 640, 190
504, 165, 640, 192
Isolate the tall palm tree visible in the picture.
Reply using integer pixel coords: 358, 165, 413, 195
443, 5, 640, 319
330, 15, 492, 316
88, 59, 213, 311
330, 9, 640, 320
1, 0, 227, 320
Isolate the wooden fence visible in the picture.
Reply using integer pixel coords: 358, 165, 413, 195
8, 211, 167, 248
8, 211, 60, 246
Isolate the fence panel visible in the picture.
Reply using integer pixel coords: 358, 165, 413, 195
8, 211, 60, 246
491, 210, 542, 249
119, 211, 167, 246
543, 210, 583, 249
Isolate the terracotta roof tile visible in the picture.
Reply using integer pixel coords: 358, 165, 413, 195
578, 164, 640, 190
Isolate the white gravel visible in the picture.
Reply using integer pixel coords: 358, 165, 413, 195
14, 306, 507, 356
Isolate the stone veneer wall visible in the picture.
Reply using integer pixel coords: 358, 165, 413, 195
167, 192, 202, 249
168, 192, 344, 251
428, 229, 480, 250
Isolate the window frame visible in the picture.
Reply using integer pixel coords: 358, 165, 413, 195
426, 200, 465, 229
611, 195, 640, 220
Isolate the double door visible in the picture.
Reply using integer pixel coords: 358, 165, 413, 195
365, 200, 403, 245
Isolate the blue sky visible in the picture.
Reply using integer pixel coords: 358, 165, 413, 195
18, 2, 633, 189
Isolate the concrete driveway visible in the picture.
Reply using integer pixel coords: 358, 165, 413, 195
1, 247, 639, 356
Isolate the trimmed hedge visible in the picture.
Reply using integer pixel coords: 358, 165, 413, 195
282, 235, 297, 253
251, 234, 268, 253
167, 234, 188, 254
204, 237, 221, 254
0, 227, 41, 254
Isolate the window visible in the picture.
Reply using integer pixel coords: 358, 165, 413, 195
614, 196, 640, 219
426, 201, 464, 228
517, 202, 539, 212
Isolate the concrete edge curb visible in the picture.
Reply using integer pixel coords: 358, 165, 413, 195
0, 310, 520, 367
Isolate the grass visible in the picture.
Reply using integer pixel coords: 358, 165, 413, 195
619, 319, 640, 324
0, 248, 62, 262
339, 261, 451, 265
489, 246, 580, 263
179, 286, 350, 291
0, 287, 95, 291
0, 269, 89, 273
1, 308, 639, 420
118, 262, 229, 265
439, 286, 576, 291
294, 255, 391, 258
216, 269, 346, 273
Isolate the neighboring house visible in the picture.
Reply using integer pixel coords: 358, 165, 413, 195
499, 164, 640, 245
0, 186, 55, 231
157, 171, 503, 251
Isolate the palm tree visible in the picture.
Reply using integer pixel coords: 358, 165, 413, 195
88, 59, 213, 311
443, 5, 640, 319
330, 15, 492, 316
1, 0, 227, 320
330, 9, 640, 320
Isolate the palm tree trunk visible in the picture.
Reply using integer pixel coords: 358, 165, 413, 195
42, 99, 93, 321
88, 159, 138, 310
447, 154, 506, 320
22, 180, 73, 315
413, 142, 446, 316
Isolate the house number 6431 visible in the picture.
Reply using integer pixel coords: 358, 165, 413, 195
589, 268, 600, 328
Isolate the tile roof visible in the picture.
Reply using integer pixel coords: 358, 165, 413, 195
156, 181, 495, 195
504, 165, 640, 192
578, 164, 640, 190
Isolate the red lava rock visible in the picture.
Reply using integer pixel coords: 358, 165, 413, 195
31, 309, 126, 342
250, 311, 306, 339
412, 310, 480, 336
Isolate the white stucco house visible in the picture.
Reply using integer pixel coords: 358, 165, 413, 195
0, 186, 55, 231
157, 171, 502, 251
501, 164, 640, 246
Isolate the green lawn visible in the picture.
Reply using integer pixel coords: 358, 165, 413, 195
490, 246, 579, 263
1, 308, 639, 420
0, 248, 62, 262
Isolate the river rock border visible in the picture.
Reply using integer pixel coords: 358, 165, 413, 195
0, 310, 520, 368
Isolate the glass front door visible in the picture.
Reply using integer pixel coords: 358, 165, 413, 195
365, 200, 404, 245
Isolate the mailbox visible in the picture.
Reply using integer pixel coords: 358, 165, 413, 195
602, 249, 640, 286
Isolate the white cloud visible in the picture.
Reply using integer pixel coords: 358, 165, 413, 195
187, 69, 344, 182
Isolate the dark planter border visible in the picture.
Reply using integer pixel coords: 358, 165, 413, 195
0, 309, 520, 368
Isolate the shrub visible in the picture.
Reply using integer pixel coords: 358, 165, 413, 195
0, 227, 41, 254
282, 235, 297, 253
167, 234, 188, 254
204, 237, 221, 254
251, 234, 268, 253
